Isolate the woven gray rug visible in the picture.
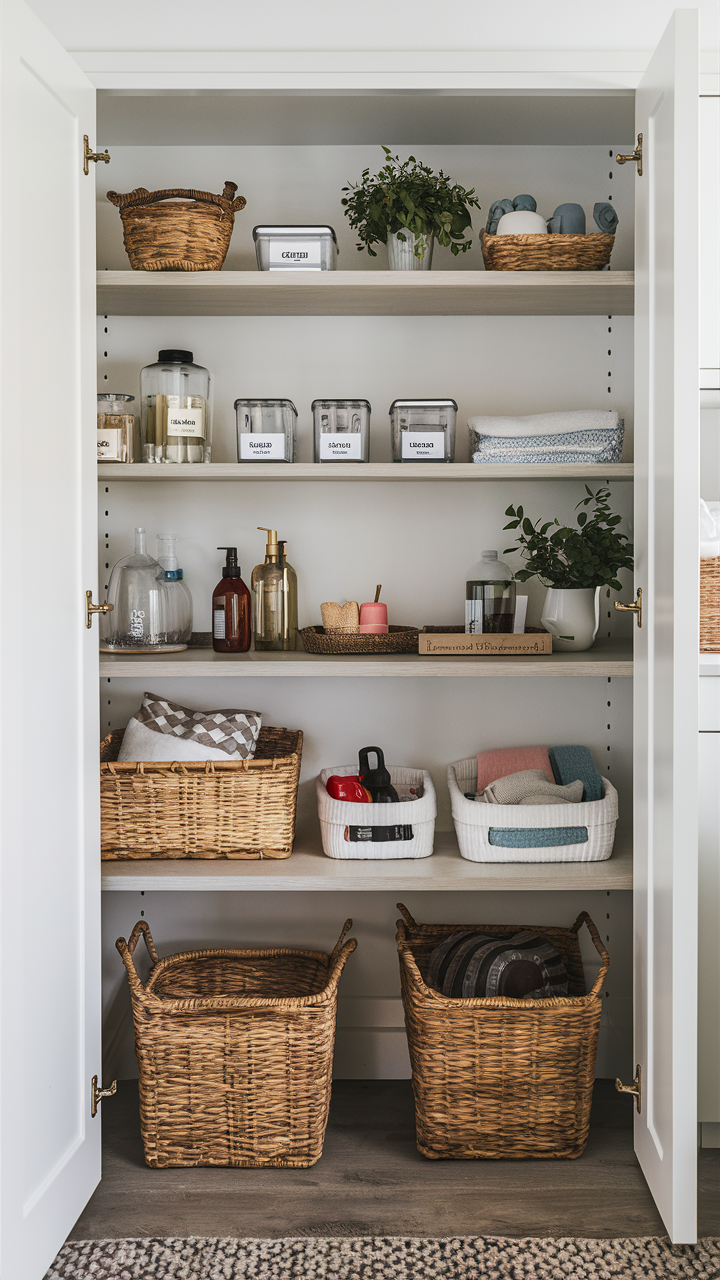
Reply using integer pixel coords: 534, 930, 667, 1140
45, 1236, 720, 1279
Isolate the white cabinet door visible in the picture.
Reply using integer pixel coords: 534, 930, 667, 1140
0, 3, 100, 1277
632, 8, 699, 1244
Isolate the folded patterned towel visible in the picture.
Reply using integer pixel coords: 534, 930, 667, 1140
549, 745, 603, 801
476, 746, 553, 793
468, 409, 620, 439
470, 429, 624, 466
481, 769, 584, 806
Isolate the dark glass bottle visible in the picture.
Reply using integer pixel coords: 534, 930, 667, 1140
212, 547, 251, 653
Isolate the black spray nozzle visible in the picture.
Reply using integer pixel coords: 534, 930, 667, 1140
217, 546, 241, 578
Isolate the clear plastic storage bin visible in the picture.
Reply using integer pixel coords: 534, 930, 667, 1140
390, 399, 457, 463
253, 225, 338, 271
235, 399, 297, 462
312, 400, 370, 462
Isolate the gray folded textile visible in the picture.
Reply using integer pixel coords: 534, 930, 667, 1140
513, 194, 537, 211
486, 198, 514, 235
481, 769, 584, 806
552, 202, 586, 234
593, 202, 619, 234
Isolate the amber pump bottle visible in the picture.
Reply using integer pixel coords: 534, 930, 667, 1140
251, 527, 298, 651
212, 546, 251, 653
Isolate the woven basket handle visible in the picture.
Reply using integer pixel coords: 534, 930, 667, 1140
330, 918, 354, 966
572, 911, 611, 999
395, 902, 417, 930
115, 920, 160, 995
107, 181, 246, 214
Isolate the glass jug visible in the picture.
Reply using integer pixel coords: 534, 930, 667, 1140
140, 349, 212, 464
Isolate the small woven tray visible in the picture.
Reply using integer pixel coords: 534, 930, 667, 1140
481, 229, 614, 272
300, 625, 419, 655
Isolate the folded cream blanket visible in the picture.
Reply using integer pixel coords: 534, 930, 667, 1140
467, 409, 620, 439
480, 768, 584, 807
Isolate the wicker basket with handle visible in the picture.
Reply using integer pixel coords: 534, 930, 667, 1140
481, 229, 615, 272
117, 917, 357, 1168
700, 557, 720, 653
107, 181, 246, 271
396, 903, 609, 1160
100, 726, 302, 860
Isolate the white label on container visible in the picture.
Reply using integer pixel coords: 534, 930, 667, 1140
401, 431, 445, 459
268, 239, 322, 269
319, 434, 363, 461
213, 607, 226, 639
240, 433, 286, 460
167, 407, 205, 438
97, 428, 122, 460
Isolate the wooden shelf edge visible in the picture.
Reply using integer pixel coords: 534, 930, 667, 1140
98, 462, 634, 482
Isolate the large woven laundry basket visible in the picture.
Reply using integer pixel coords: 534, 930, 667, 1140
117, 918, 356, 1168
700, 557, 720, 652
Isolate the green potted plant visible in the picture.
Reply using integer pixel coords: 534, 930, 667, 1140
503, 486, 634, 651
341, 147, 481, 271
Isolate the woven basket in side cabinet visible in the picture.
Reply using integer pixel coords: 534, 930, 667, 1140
117, 918, 357, 1168
107, 182, 246, 271
396, 903, 609, 1160
701, 557, 720, 652
481, 229, 615, 271
100, 726, 302, 860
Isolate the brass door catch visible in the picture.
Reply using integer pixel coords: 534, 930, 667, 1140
615, 586, 642, 628
91, 1075, 117, 1118
616, 1064, 642, 1114
86, 590, 113, 629
616, 134, 643, 177
83, 135, 111, 176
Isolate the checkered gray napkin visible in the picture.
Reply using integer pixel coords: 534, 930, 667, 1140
136, 693, 261, 759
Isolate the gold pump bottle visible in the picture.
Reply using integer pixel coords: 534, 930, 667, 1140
251, 527, 298, 651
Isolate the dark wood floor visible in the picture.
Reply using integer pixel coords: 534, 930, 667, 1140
69, 1079, 720, 1241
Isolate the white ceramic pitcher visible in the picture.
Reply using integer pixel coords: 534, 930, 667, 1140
540, 586, 601, 652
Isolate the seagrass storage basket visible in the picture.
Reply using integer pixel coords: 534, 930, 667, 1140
117, 918, 356, 1168
107, 181, 246, 271
396, 903, 609, 1160
100, 727, 302, 860
480, 229, 614, 271
700, 557, 720, 652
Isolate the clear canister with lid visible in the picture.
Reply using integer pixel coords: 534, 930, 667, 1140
97, 393, 136, 463
140, 350, 212, 464
235, 399, 297, 462
465, 550, 516, 634
312, 399, 370, 462
390, 398, 458, 462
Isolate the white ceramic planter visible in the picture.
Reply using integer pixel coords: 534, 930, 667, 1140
387, 230, 434, 270
540, 586, 601, 652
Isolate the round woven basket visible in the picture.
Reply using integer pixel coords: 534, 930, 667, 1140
481, 229, 615, 272
300, 625, 419, 655
107, 181, 247, 271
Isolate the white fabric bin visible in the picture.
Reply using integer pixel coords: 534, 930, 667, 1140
317, 765, 436, 860
448, 757, 618, 864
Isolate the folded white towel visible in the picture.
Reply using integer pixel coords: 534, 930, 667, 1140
467, 409, 620, 439
701, 499, 720, 559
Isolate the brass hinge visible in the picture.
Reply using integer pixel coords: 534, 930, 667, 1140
614, 586, 642, 628
83, 135, 111, 176
91, 1075, 117, 1118
616, 1063, 642, 1114
616, 133, 643, 177
86, 590, 113, 629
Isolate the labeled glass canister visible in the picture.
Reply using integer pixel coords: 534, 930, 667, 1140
140, 349, 212, 464
312, 399, 370, 462
390, 398, 457, 462
465, 550, 516, 634
97, 393, 135, 463
235, 399, 297, 462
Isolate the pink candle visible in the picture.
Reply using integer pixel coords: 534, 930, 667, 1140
359, 601, 389, 634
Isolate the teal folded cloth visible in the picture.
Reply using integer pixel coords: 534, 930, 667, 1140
549, 746, 603, 801
489, 826, 589, 848
593, 202, 619, 234
513, 193, 537, 212
486, 198, 514, 234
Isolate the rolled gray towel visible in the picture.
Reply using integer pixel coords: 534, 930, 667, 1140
593, 201, 619, 234
513, 194, 537, 212
486, 198, 514, 235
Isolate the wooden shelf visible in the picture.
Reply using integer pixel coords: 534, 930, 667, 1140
100, 827, 633, 892
98, 636, 632, 678
98, 462, 633, 482
97, 269, 634, 318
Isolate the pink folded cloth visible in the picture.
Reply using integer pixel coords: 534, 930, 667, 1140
476, 745, 553, 793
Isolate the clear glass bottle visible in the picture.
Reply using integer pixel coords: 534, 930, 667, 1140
156, 535, 193, 645
465, 550, 516, 634
101, 527, 187, 651
97, 393, 136, 463
312, 399, 370, 462
390, 398, 457, 462
235, 399, 297, 462
140, 349, 212, 464
251, 527, 298, 651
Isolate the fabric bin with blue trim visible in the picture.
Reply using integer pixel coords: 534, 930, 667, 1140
447, 757, 618, 863
317, 766, 436, 860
